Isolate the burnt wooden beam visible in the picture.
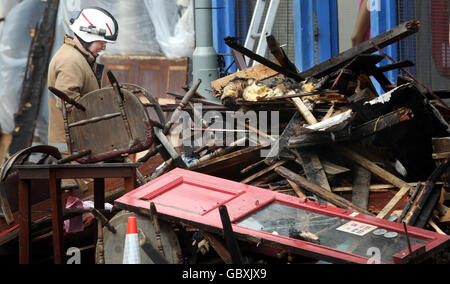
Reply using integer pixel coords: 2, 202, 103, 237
288, 107, 414, 148
298, 21, 420, 79
219, 205, 244, 264
8, 0, 59, 155
265, 112, 302, 163
402, 161, 449, 225
296, 149, 332, 204
224, 37, 304, 81
369, 41, 450, 111
352, 165, 371, 210
266, 35, 298, 73
414, 186, 442, 228
376, 60, 414, 73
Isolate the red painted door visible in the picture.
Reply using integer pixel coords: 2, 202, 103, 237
115, 168, 450, 264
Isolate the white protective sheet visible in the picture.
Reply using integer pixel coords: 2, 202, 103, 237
0, 0, 194, 143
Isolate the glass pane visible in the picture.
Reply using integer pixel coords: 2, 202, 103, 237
235, 202, 427, 263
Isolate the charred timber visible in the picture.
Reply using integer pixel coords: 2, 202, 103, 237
298, 21, 420, 79
8, 0, 60, 155
288, 108, 414, 148
224, 37, 304, 82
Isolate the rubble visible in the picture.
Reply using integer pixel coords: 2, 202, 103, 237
171, 21, 450, 242
1, 19, 450, 265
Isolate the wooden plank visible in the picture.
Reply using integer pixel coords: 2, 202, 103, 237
210, 63, 279, 93
297, 150, 331, 192
251, 172, 279, 187
320, 160, 351, 175
274, 166, 373, 215
265, 112, 301, 163
240, 160, 265, 175
287, 98, 331, 195
335, 145, 410, 189
288, 107, 414, 148
289, 97, 331, 200
298, 21, 420, 79
439, 208, 450, 223
286, 180, 307, 199
332, 182, 434, 193
267, 34, 330, 203
428, 220, 447, 235
202, 232, 233, 264
48, 171, 65, 264
377, 186, 411, 219
188, 137, 248, 169
352, 165, 371, 210
240, 160, 286, 184
291, 98, 318, 125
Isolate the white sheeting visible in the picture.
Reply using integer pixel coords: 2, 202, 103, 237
0, 0, 194, 145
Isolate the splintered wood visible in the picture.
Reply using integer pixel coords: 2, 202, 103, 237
175, 22, 450, 237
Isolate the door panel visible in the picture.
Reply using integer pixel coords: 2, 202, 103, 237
100, 55, 189, 100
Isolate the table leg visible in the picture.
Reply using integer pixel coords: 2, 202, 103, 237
94, 178, 105, 210
124, 169, 137, 193
49, 171, 65, 264
18, 179, 31, 264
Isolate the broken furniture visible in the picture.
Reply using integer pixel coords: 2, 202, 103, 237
115, 168, 450, 264
48, 70, 154, 164
186, 19, 450, 244
15, 163, 140, 264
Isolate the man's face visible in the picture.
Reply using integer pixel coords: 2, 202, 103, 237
89, 40, 107, 56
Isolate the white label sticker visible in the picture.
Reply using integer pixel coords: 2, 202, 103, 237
336, 221, 377, 236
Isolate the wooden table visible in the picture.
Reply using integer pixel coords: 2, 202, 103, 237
15, 163, 140, 264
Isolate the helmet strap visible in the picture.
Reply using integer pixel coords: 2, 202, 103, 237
74, 34, 97, 58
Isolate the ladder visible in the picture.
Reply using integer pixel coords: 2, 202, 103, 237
244, 0, 280, 67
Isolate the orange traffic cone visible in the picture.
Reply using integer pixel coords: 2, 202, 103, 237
122, 216, 141, 264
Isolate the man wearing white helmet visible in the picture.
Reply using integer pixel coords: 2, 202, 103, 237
47, 7, 118, 148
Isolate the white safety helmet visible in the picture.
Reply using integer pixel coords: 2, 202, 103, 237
69, 7, 118, 43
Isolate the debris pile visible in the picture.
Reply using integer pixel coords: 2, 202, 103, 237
171, 20, 450, 235
1, 20, 449, 264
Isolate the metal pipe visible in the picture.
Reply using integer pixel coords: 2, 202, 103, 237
192, 0, 219, 101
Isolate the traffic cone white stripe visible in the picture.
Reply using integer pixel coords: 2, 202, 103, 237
123, 216, 141, 264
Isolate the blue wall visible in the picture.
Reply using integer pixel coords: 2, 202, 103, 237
370, 0, 398, 93
212, 0, 236, 74
212, 0, 398, 93
293, 0, 339, 72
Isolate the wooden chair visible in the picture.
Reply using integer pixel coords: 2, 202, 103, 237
49, 71, 154, 164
